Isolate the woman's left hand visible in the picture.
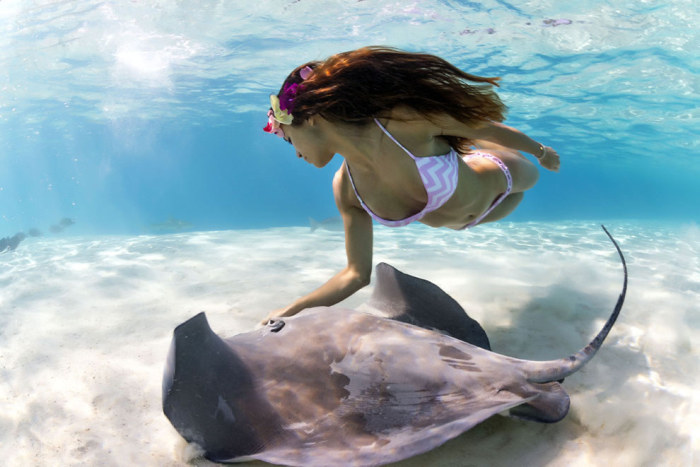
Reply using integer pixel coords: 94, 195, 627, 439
539, 146, 560, 172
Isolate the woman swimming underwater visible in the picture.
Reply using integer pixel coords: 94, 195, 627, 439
261, 46, 560, 324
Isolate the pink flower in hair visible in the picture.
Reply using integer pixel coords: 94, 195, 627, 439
263, 109, 285, 138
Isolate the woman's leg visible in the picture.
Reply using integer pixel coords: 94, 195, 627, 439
490, 148, 539, 193
469, 148, 539, 225
476, 192, 524, 224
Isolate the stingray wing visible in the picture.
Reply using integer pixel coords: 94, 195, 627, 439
249, 394, 534, 467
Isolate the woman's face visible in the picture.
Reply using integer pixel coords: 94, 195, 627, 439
281, 120, 334, 168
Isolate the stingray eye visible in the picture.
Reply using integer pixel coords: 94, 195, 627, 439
267, 319, 285, 333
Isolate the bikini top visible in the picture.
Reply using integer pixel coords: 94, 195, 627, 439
345, 118, 460, 227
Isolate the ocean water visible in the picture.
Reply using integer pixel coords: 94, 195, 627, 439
1, 1, 698, 466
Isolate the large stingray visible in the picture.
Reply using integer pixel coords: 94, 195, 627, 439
162, 226, 627, 466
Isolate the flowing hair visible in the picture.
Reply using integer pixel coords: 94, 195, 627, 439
275, 46, 507, 152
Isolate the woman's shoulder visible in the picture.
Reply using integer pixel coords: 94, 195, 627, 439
382, 106, 440, 137
386, 106, 484, 134
386, 105, 423, 121
383, 107, 480, 150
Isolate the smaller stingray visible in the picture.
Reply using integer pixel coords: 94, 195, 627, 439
163, 226, 627, 466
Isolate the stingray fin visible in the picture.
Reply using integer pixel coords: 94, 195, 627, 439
365, 263, 491, 350
163, 313, 286, 462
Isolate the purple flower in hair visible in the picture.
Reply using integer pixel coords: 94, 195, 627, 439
279, 83, 301, 112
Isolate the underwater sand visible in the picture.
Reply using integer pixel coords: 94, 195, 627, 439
0, 221, 697, 466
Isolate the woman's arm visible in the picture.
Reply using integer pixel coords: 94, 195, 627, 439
473, 121, 543, 155
261, 168, 373, 324
473, 121, 559, 171
430, 115, 560, 172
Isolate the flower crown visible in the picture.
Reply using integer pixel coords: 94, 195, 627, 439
263, 66, 314, 139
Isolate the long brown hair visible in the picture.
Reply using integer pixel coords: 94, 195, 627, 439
276, 46, 507, 151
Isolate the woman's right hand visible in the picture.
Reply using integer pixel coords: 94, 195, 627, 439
538, 146, 561, 172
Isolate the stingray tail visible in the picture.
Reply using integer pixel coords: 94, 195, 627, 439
522, 225, 628, 384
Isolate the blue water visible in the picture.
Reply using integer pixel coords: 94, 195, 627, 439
1, 0, 697, 236
1, 3, 699, 465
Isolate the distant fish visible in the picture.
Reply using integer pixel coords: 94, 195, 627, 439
49, 217, 76, 234
1, 218, 75, 253
309, 216, 344, 232
0, 232, 26, 253
148, 217, 194, 233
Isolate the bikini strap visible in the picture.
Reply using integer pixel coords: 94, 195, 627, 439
373, 118, 418, 160
344, 160, 372, 214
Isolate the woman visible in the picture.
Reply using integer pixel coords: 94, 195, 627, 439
261, 46, 560, 324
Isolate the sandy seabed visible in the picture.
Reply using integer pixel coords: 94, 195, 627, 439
0, 220, 697, 466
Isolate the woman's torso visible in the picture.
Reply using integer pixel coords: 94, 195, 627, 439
339, 109, 509, 229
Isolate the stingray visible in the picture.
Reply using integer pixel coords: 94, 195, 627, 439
162, 226, 627, 466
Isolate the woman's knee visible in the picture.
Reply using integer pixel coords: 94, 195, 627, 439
499, 151, 539, 192
519, 157, 539, 191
